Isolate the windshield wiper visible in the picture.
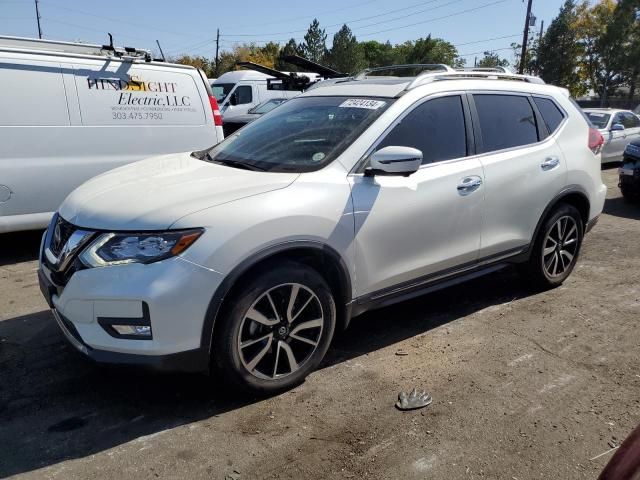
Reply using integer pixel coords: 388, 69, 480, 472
207, 154, 266, 171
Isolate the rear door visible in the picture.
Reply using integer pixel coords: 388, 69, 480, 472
471, 92, 567, 259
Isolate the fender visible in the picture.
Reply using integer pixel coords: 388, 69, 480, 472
514, 184, 590, 262
199, 240, 353, 354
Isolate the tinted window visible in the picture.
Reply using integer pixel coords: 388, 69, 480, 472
377, 95, 467, 164
585, 111, 611, 129
236, 85, 253, 104
474, 94, 538, 152
621, 112, 640, 128
533, 97, 565, 134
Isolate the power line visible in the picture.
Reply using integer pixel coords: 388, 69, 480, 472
221, 0, 447, 37
226, 0, 380, 30
358, 0, 510, 37
458, 46, 514, 57
40, 0, 202, 38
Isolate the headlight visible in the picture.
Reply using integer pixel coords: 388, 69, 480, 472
80, 229, 203, 267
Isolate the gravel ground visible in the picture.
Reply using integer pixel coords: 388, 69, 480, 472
1, 168, 639, 480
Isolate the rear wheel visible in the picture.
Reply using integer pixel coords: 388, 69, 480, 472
520, 204, 583, 288
213, 262, 336, 394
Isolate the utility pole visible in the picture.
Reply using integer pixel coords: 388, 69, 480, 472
518, 0, 533, 74
214, 29, 220, 77
156, 40, 166, 61
536, 20, 544, 74
34, 0, 42, 39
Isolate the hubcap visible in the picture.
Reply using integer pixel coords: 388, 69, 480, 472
542, 215, 579, 278
237, 283, 324, 380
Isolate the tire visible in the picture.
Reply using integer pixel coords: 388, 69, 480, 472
519, 203, 584, 289
212, 262, 336, 394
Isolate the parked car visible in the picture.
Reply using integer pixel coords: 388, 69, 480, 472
0, 35, 224, 234
584, 108, 640, 163
212, 70, 307, 122
222, 98, 288, 136
39, 66, 606, 394
619, 140, 640, 201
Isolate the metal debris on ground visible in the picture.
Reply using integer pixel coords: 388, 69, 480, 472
395, 388, 433, 411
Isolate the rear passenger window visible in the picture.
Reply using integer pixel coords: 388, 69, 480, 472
236, 85, 253, 104
533, 97, 565, 134
473, 94, 538, 152
377, 95, 467, 164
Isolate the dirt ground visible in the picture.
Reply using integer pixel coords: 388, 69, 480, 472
1, 167, 639, 480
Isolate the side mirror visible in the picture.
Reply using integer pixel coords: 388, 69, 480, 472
365, 146, 422, 177
229, 92, 238, 106
611, 123, 625, 131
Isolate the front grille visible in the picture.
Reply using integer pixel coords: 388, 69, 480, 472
50, 216, 76, 257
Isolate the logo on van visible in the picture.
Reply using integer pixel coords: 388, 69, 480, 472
87, 75, 178, 93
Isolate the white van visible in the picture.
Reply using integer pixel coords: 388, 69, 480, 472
212, 70, 317, 121
0, 36, 224, 233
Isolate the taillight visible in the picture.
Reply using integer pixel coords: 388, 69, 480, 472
209, 95, 223, 127
589, 127, 604, 154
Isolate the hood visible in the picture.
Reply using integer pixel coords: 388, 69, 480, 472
224, 113, 260, 124
59, 153, 298, 230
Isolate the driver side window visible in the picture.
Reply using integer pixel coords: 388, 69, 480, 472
377, 95, 467, 165
236, 85, 253, 105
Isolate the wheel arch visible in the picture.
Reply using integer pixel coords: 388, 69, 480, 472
200, 241, 353, 357
521, 186, 590, 262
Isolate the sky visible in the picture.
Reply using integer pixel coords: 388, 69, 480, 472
1, 0, 568, 64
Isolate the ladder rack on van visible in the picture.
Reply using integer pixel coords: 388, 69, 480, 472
0, 35, 153, 62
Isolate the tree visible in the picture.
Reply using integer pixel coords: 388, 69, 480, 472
276, 38, 302, 71
360, 40, 402, 67
609, 0, 640, 100
172, 55, 213, 76
538, 0, 585, 97
327, 24, 365, 74
405, 36, 458, 65
476, 51, 510, 68
574, 0, 624, 104
300, 19, 327, 63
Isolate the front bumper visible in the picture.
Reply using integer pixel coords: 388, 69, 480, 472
39, 253, 223, 372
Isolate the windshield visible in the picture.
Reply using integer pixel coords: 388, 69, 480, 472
585, 111, 611, 129
212, 83, 235, 102
205, 96, 392, 173
251, 99, 288, 114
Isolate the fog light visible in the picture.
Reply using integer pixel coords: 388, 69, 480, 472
111, 324, 152, 337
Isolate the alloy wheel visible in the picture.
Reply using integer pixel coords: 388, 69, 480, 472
237, 283, 324, 380
542, 215, 579, 278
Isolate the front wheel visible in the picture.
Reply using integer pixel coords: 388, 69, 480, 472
520, 204, 584, 288
213, 262, 336, 394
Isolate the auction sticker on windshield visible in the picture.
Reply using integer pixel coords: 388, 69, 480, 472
339, 99, 386, 109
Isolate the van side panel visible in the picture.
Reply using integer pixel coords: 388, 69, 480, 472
0, 53, 219, 232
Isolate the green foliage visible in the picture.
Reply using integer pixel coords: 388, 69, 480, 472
276, 39, 302, 71
406, 36, 458, 65
327, 25, 366, 74
476, 51, 510, 68
538, 0, 585, 97
299, 19, 327, 64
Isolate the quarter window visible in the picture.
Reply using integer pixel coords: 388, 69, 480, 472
621, 112, 640, 129
473, 94, 539, 152
377, 95, 467, 165
236, 85, 253, 104
533, 97, 565, 134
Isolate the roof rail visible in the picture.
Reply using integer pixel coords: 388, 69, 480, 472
405, 70, 545, 91
455, 66, 514, 73
355, 63, 454, 80
0, 35, 153, 62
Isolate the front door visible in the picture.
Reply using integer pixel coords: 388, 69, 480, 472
350, 94, 484, 297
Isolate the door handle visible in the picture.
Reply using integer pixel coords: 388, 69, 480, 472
540, 156, 560, 171
457, 176, 483, 195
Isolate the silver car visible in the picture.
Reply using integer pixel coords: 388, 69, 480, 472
584, 108, 640, 163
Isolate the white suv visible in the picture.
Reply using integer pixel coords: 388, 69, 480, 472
38, 66, 607, 393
